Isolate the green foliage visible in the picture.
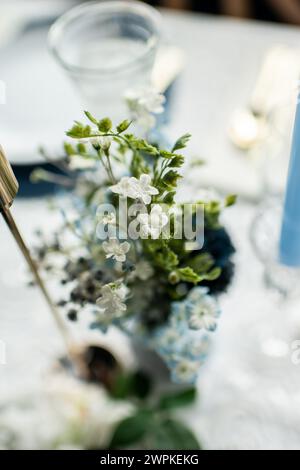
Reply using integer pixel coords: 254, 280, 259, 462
225, 194, 237, 207
158, 388, 197, 410
168, 154, 185, 168
153, 418, 201, 450
145, 240, 179, 272
111, 371, 152, 400
172, 133, 191, 152
110, 409, 152, 448
163, 191, 176, 204
177, 267, 201, 284
66, 122, 91, 139
108, 371, 200, 450
203, 201, 222, 229
202, 266, 221, 281
98, 117, 112, 133
163, 170, 182, 187
84, 110, 98, 125
116, 120, 132, 133
64, 142, 76, 156
188, 253, 215, 274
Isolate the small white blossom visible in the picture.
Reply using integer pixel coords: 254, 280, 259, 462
125, 86, 166, 130
109, 176, 137, 199
96, 283, 127, 318
91, 136, 112, 151
102, 238, 130, 262
137, 204, 169, 239
188, 294, 220, 332
134, 174, 159, 205
100, 212, 116, 226
130, 260, 154, 281
68, 155, 96, 170
171, 359, 201, 384
110, 174, 158, 205
126, 87, 165, 114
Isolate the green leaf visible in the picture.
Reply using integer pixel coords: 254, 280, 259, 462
177, 267, 201, 284
98, 117, 112, 133
172, 133, 191, 152
134, 139, 159, 155
77, 142, 86, 154
110, 374, 133, 400
158, 388, 197, 410
163, 170, 181, 187
84, 110, 98, 125
159, 150, 176, 159
64, 142, 76, 156
66, 122, 91, 139
188, 253, 214, 274
168, 155, 185, 168
154, 246, 179, 271
202, 267, 221, 281
110, 371, 152, 400
163, 191, 176, 204
131, 371, 152, 399
117, 120, 132, 133
109, 410, 152, 448
225, 194, 237, 207
152, 418, 201, 450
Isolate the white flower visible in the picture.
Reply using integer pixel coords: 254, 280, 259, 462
137, 204, 169, 239
135, 112, 156, 130
171, 359, 200, 385
134, 174, 159, 205
110, 174, 158, 205
100, 212, 116, 226
125, 86, 166, 130
130, 260, 154, 281
102, 238, 130, 262
68, 155, 96, 170
109, 176, 137, 199
96, 283, 127, 318
188, 294, 220, 332
126, 87, 165, 114
91, 136, 112, 151
139, 88, 166, 114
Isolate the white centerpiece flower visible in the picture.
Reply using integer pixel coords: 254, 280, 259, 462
171, 359, 201, 385
188, 293, 220, 332
110, 174, 158, 205
100, 212, 116, 226
137, 204, 169, 239
96, 283, 128, 320
102, 238, 130, 263
130, 260, 154, 281
91, 136, 112, 151
125, 86, 166, 130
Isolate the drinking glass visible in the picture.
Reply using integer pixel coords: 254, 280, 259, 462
48, 0, 161, 121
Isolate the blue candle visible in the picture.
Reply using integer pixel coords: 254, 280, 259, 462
279, 93, 300, 267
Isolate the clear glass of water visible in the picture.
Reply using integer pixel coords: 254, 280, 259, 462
48, 0, 161, 121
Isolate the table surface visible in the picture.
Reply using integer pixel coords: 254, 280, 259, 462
2, 9, 300, 450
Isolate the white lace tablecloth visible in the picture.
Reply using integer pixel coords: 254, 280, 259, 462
2, 9, 300, 450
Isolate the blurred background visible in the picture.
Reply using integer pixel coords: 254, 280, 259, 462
3, 0, 300, 24
152, 0, 300, 25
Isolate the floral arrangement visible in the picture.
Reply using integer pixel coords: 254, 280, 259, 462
32, 88, 236, 386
